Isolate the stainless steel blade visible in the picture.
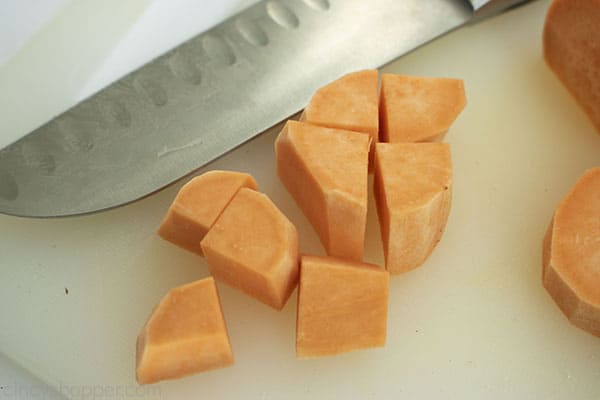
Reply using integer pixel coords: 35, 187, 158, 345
0, 0, 527, 217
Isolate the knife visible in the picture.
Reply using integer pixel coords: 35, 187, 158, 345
0, 0, 530, 217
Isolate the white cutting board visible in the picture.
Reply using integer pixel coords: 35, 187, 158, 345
1, 0, 600, 398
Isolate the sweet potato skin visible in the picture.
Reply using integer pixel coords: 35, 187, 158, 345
543, 0, 600, 133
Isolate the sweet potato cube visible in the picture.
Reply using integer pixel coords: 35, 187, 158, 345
136, 277, 233, 384
379, 74, 466, 143
296, 255, 389, 358
543, 167, 600, 337
302, 69, 379, 145
374, 143, 452, 274
275, 120, 369, 261
200, 188, 299, 310
158, 170, 258, 255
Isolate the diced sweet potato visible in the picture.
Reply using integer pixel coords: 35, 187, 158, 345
275, 120, 369, 261
136, 277, 233, 384
200, 188, 299, 310
543, 167, 600, 336
296, 255, 389, 358
543, 0, 600, 133
158, 170, 258, 256
379, 74, 466, 143
301, 69, 379, 144
374, 143, 452, 274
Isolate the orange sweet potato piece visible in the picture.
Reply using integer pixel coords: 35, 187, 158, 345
543, 0, 600, 133
158, 170, 258, 255
136, 277, 233, 384
301, 69, 379, 145
379, 74, 466, 143
200, 188, 299, 310
374, 143, 452, 274
275, 120, 369, 261
296, 255, 389, 358
543, 167, 600, 337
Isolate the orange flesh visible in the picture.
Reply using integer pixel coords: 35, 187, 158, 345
275, 120, 369, 261
158, 170, 258, 255
302, 69, 379, 143
141, 70, 473, 379
379, 74, 466, 143
543, 167, 600, 336
543, 0, 600, 133
200, 188, 299, 310
136, 277, 233, 384
374, 142, 452, 274
296, 255, 389, 358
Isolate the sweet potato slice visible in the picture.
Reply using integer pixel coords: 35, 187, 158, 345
275, 120, 369, 261
296, 255, 389, 358
200, 188, 299, 310
543, 0, 600, 133
136, 277, 233, 384
158, 170, 258, 255
374, 143, 452, 274
301, 69, 379, 144
379, 74, 466, 143
543, 167, 600, 337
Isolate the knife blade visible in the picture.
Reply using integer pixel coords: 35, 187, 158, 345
0, 0, 529, 217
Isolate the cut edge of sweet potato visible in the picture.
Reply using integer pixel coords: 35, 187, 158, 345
379, 74, 466, 143
296, 255, 389, 358
136, 277, 234, 384
275, 120, 369, 262
373, 142, 452, 274
200, 187, 299, 310
542, 167, 600, 337
157, 170, 258, 256
303, 69, 379, 141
